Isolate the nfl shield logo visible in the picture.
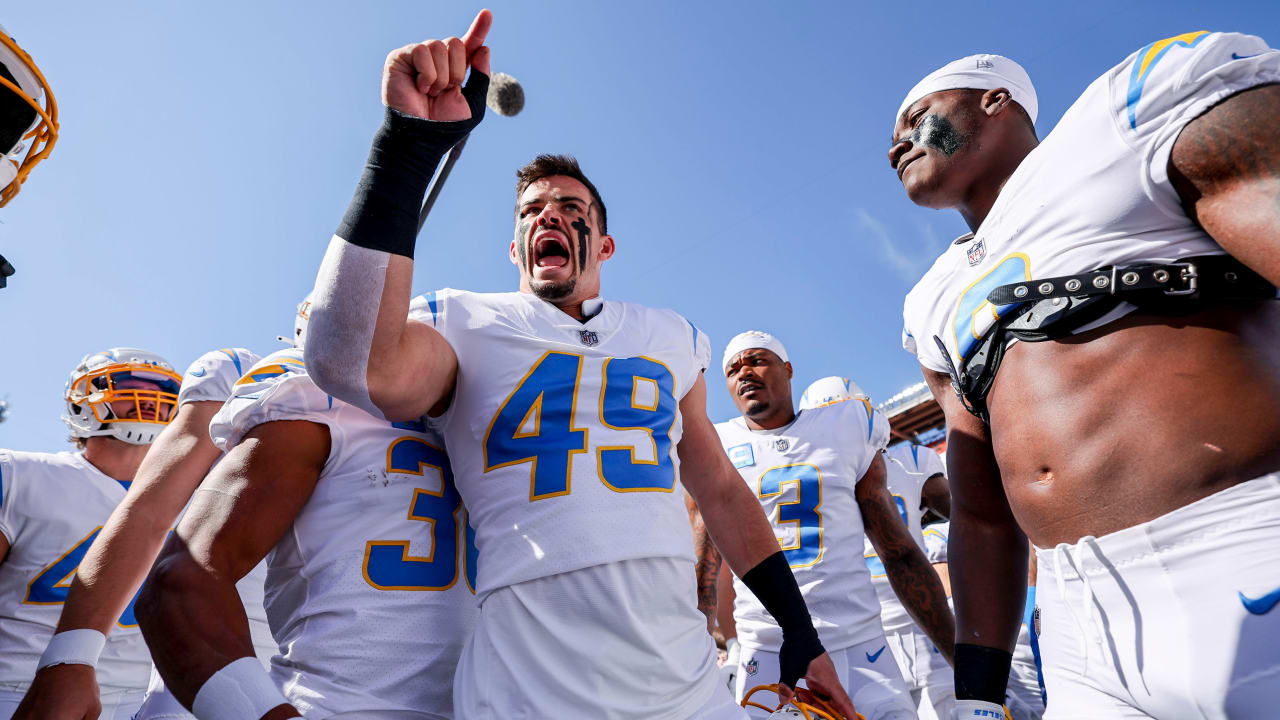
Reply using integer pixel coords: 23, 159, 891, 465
967, 239, 986, 266
745, 658, 758, 676
774, 438, 790, 453
578, 330, 599, 347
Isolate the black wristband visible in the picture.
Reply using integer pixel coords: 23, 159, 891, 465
335, 71, 489, 258
740, 550, 824, 688
954, 643, 1012, 703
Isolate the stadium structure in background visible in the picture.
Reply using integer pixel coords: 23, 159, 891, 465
879, 381, 945, 451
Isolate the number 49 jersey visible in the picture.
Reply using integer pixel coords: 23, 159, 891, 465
412, 289, 711, 597
715, 397, 890, 652
210, 349, 476, 718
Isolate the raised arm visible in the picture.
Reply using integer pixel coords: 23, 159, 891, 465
305, 11, 492, 421
14, 401, 225, 720
856, 452, 955, 665
1168, 83, 1280, 285
922, 366, 1026, 708
677, 374, 856, 718
136, 420, 330, 720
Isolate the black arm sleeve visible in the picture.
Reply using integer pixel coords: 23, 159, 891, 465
335, 71, 489, 258
740, 550, 825, 689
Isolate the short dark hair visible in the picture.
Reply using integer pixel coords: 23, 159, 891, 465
515, 154, 607, 235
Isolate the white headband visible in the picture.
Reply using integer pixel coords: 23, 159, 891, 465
897, 53, 1038, 126
722, 331, 789, 375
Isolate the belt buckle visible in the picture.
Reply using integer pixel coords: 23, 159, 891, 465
1164, 262, 1199, 296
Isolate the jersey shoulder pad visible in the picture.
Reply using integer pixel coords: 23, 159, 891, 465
1110, 31, 1274, 139
409, 287, 468, 329
177, 348, 262, 406
210, 349, 335, 452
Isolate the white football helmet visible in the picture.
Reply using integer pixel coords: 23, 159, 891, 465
798, 375, 868, 410
63, 348, 182, 445
0, 24, 57, 207
278, 292, 312, 347
740, 684, 862, 720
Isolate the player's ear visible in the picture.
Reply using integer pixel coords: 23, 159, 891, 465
509, 239, 520, 267
598, 234, 616, 262
982, 88, 1011, 117
784, 361, 793, 380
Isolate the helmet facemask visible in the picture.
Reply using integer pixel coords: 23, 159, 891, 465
0, 26, 57, 207
64, 350, 182, 446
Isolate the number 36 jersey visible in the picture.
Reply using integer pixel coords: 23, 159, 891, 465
410, 289, 711, 597
715, 397, 890, 652
210, 349, 476, 719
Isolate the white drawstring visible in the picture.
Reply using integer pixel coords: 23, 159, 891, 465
1051, 538, 1107, 676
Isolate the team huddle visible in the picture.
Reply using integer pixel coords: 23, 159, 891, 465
2, 9, 1278, 720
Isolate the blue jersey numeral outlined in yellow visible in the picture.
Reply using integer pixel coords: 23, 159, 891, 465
363, 436, 477, 592
951, 253, 1031, 363
759, 463, 824, 569
485, 352, 681, 500
25, 527, 143, 627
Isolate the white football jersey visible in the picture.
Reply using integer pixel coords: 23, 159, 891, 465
175, 347, 275, 661
903, 32, 1280, 375
864, 443, 944, 633
0, 451, 150, 691
411, 289, 711, 595
715, 396, 890, 652
210, 349, 476, 718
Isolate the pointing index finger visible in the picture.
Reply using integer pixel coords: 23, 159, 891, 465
461, 9, 492, 54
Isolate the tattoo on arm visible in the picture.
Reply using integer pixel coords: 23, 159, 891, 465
691, 508, 723, 630
861, 485, 956, 664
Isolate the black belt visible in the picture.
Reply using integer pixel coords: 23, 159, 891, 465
941, 254, 1276, 424
987, 255, 1274, 306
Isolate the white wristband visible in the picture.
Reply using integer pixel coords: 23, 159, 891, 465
953, 700, 1008, 719
192, 657, 290, 720
37, 629, 106, 670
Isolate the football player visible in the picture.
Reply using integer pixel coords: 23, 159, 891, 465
798, 377, 954, 720
301, 10, 854, 718
890, 35, 1280, 717
0, 24, 58, 287
13, 342, 268, 720
711, 333, 954, 720
137, 344, 476, 718
0, 349, 180, 719
922, 522, 1043, 720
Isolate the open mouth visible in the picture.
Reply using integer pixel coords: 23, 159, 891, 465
533, 232, 571, 270
738, 380, 764, 397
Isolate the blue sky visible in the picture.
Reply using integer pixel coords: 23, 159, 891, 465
1, 0, 1275, 451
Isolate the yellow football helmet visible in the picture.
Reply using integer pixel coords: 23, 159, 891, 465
740, 684, 864, 720
0, 24, 57, 207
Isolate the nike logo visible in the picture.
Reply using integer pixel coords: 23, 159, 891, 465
866, 645, 886, 663
1232, 52, 1261, 60
1239, 587, 1280, 615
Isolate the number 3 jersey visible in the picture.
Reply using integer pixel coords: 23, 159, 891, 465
903, 32, 1280, 375
411, 289, 712, 596
209, 349, 476, 719
0, 450, 151, 691
715, 396, 890, 652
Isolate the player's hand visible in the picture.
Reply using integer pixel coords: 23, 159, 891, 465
12, 663, 102, 720
777, 652, 859, 720
382, 9, 492, 121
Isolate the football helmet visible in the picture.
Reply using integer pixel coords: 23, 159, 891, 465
0, 24, 57, 207
278, 292, 312, 347
798, 376, 868, 410
63, 348, 182, 445
740, 684, 862, 720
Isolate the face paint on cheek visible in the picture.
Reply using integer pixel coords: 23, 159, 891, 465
571, 217, 591, 272
912, 114, 965, 156
516, 220, 532, 269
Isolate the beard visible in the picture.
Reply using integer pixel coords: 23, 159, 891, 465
743, 397, 771, 419
530, 275, 577, 301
